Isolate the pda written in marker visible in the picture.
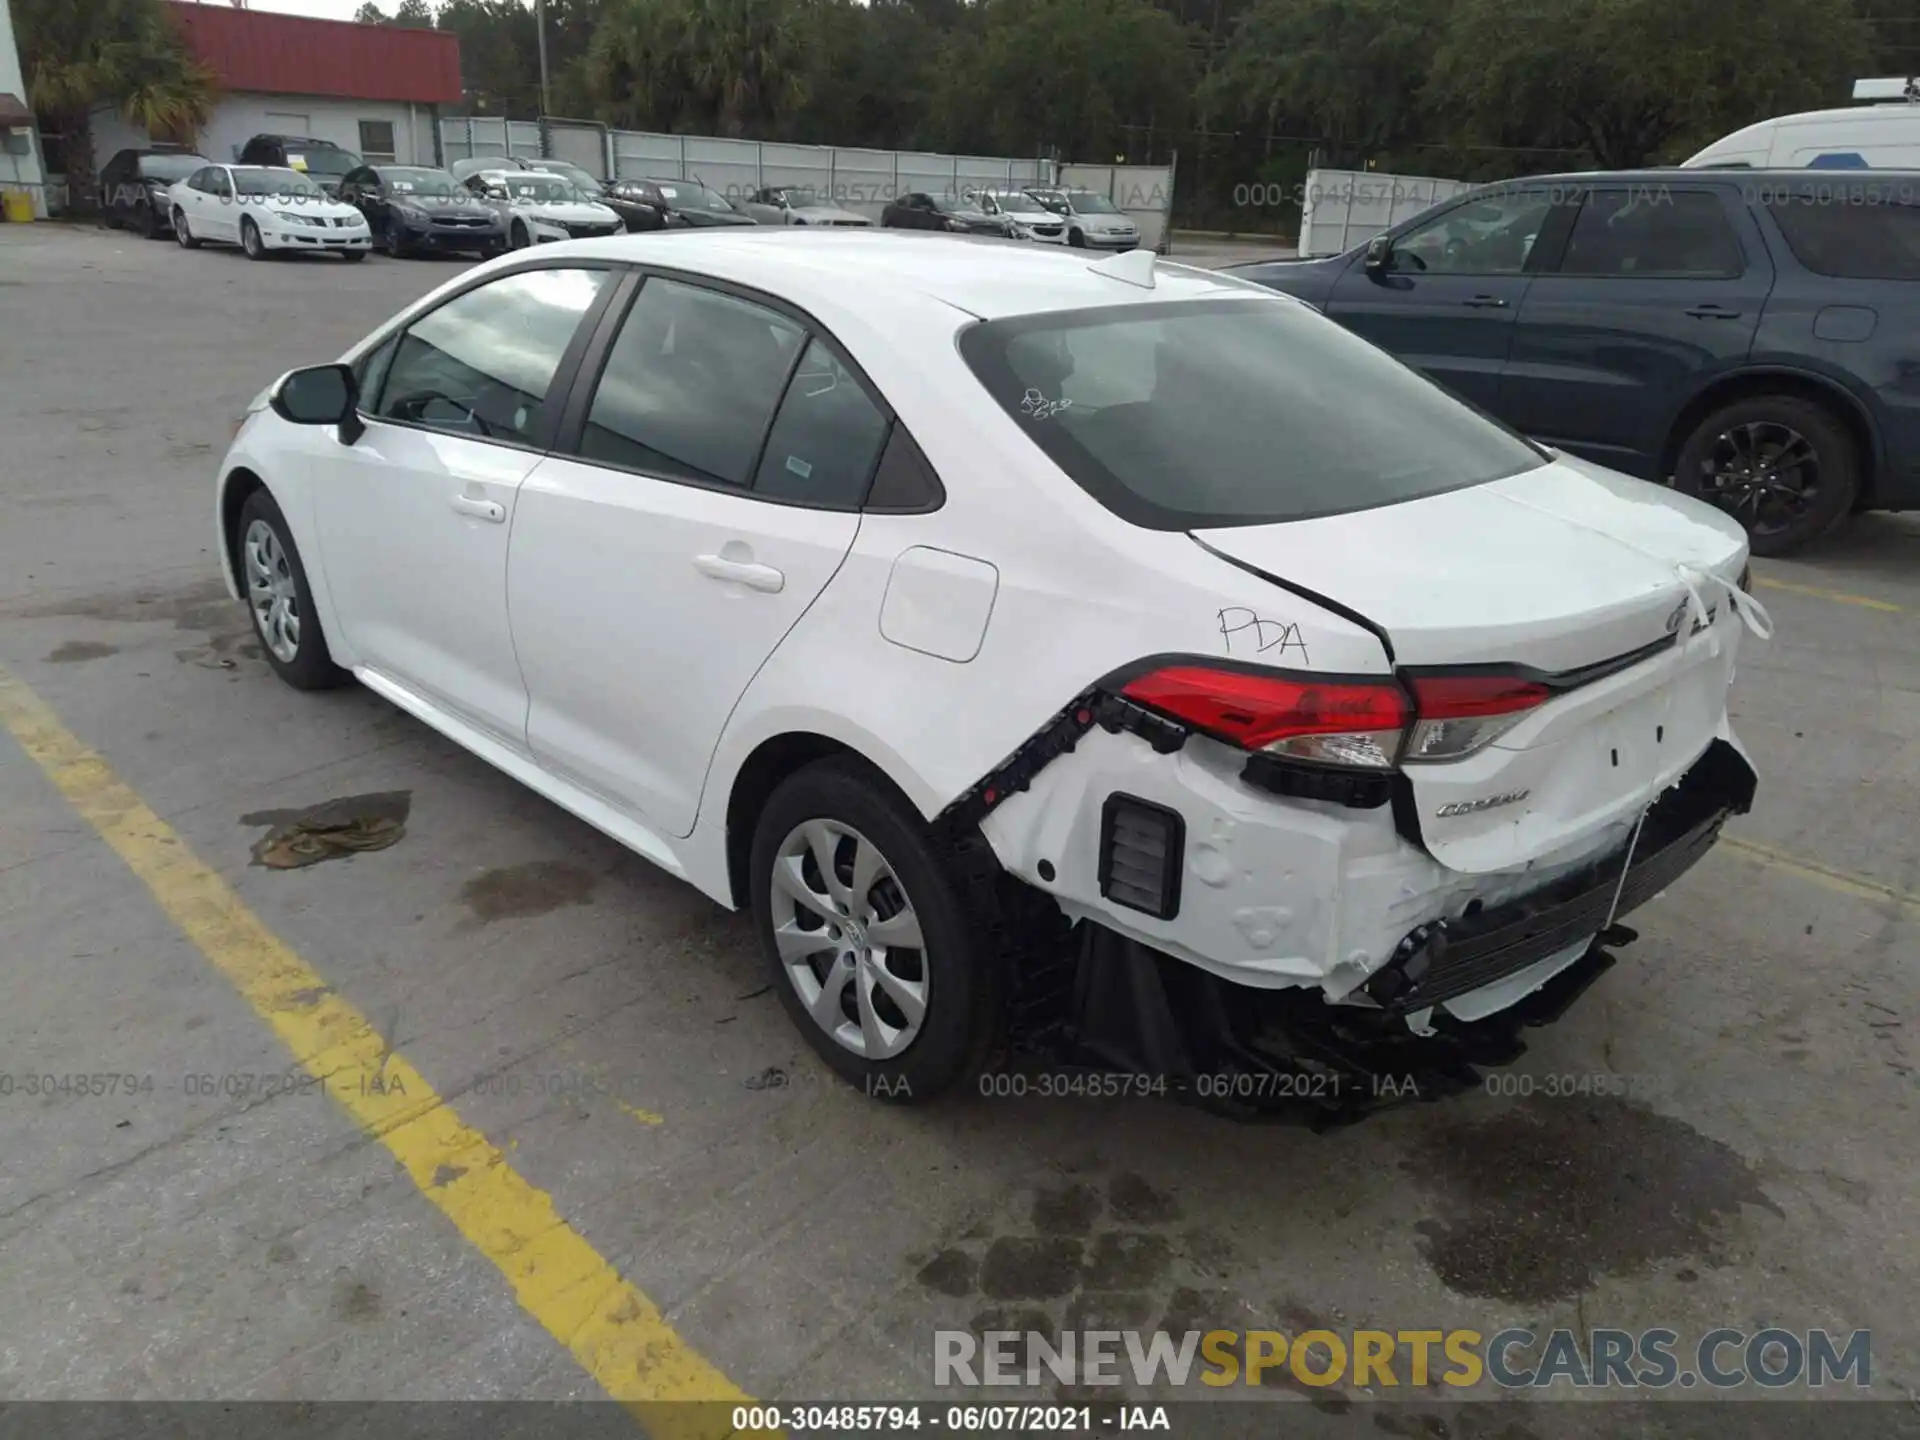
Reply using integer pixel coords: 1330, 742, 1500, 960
1217, 607, 1310, 663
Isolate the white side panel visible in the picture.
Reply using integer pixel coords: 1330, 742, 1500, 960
1297, 169, 1475, 258
878, 548, 999, 662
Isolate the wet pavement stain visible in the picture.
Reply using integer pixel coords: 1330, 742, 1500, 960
1108, 1172, 1180, 1225
21, 578, 261, 669
458, 860, 597, 923
1032, 1183, 1102, 1236
45, 640, 119, 664
241, 792, 412, 869
917, 1249, 978, 1298
1082, 1232, 1173, 1290
979, 1237, 1083, 1300
1402, 1095, 1782, 1303
331, 1279, 382, 1322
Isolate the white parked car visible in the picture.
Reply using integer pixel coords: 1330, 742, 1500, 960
1024, 186, 1140, 250
213, 232, 1765, 1108
463, 169, 624, 248
740, 185, 874, 227
971, 187, 1069, 243
169, 164, 370, 260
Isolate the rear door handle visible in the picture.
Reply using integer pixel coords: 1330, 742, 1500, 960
1686, 304, 1743, 319
1462, 294, 1510, 308
450, 494, 506, 523
694, 554, 785, 593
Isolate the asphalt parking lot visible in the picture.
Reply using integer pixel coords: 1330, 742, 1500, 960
2, 221, 1919, 1435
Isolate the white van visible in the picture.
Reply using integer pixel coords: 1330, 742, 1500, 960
1682, 81, 1920, 169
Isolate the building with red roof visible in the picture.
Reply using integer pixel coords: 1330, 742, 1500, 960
91, 1, 464, 173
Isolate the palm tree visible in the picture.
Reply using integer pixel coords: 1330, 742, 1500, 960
14, 0, 219, 214
679, 0, 807, 138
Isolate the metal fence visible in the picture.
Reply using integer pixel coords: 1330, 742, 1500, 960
1296, 168, 1473, 257
436, 117, 1179, 248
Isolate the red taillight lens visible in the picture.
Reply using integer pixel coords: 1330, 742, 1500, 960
1120, 666, 1410, 769
1403, 673, 1551, 761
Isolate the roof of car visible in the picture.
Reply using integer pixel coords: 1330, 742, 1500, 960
1472, 166, 1920, 185
251, 134, 344, 145
543, 228, 1258, 320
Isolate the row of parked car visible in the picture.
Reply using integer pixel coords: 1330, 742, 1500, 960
100, 136, 1140, 262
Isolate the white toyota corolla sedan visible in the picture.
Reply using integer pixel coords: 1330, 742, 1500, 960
213, 231, 1767, 1111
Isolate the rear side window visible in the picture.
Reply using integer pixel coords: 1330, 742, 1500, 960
752, 339, 890, 507
580, 277, 805, 485
959, 297, 1543, 529
1559, 191, 1744, 277
375, 267, 608, 445
1766, 194, 1920, 281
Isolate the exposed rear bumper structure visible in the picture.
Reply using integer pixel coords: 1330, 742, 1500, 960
1000, 740, 1758, 1125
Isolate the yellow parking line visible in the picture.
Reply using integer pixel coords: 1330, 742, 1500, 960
1754, 576, 1905, 613
0, 666, 751, 1435
1719, 834, 1920, 914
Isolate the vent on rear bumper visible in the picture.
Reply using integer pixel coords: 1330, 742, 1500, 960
1099, 794, 1185, 920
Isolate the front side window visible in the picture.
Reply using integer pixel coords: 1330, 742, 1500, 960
580, 278, 805, 485
1390, 192, 1553, 275
1766, 193, 1920, 281
959, 296, 1544, 529
373, 267, 609, 445
1560, 190, 1743, 277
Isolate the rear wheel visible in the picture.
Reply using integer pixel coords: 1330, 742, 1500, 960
1673, 395, 1858, 556
751, 760, 1003, 1102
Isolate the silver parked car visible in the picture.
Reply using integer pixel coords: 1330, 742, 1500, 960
740, 185, 874, 227
1023, 186, 1140, 250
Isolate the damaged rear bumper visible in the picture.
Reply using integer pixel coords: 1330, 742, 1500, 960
1365, 737, 1756, 1015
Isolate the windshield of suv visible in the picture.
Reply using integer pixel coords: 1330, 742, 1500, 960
139, 154, 204, 183
238, 169, 324, 200
657, 183, 738, 213
286, 148, 358, 177
959, 296, 1544, 528
1066, 189, 1120, 215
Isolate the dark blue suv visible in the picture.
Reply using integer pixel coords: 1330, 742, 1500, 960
1230, 170, 1920, 554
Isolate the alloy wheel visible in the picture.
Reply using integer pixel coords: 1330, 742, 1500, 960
243, 220, 263, 259
1695, 420, 1819, 542
243, 518, 301, 663
174, 210, 191, 246
769, 819, 928, 1060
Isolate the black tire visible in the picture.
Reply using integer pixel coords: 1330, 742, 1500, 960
383, 219, 410, 258
510, 219, 530, 249
1067, 227, 1088, 248
173, 209, 199, 249
1673, 395, 1858, 557
241, 217, 268, 261
235, 490, 350, 691
340, 249, 367, 262
142, 201, 167, 239
751, 760, 1004, 1102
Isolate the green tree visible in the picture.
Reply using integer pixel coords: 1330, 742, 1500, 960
353, 3, 391, 22
393, 0, 436, 24
15, 0, 218, 211
1430, 0, 1876, 168
679, 0, 811, 137
437, 0, 543, 114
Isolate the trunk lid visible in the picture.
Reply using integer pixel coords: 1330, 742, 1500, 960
1192, 457, 1751, 873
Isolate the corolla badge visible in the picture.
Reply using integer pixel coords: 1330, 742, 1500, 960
1436, 790, 1531, 818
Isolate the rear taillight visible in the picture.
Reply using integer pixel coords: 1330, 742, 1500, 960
1117, 663, 1553, 770
1120, 665, 1410, 770
1404, 673, 1551, 761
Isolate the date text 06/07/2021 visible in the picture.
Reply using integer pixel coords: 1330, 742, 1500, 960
728, 1404, 1169, 1434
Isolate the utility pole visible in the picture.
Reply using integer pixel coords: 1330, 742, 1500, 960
535, 0, 551, 117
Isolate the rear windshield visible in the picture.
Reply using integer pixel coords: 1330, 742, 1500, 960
958, 296, 1545, 528
1765, 191, 1920, 281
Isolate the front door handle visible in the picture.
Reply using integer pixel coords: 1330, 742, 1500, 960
1685, 303, 1743, 319
694, 554, 785, 593
450, 494, 506, 524
1462, 294, 1510, 309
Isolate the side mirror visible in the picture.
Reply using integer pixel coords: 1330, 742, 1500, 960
1364, 233, 1393, 275
271, 364, 362, 441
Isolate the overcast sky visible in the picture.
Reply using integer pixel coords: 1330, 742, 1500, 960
224, 0, 401, 23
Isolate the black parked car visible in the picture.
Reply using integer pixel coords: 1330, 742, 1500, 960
644, 179, 757, 228
100, 148, 207, 238
881, 191, 1006, 235
337, 165, 508, 258
1232, 169, 1920, 554
235, 135, 362, 196
598, 179, 684, 232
